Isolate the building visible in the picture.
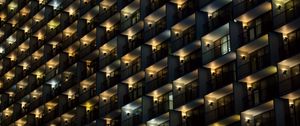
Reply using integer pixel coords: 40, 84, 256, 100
0, 0, 300, 126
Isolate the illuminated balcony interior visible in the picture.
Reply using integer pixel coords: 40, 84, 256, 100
32, 8, 45, 23
47, 15, 60, 30
122, 71, 145, 87
80, 28, 96, 46
147, 83, 172, 102
30, 88, 42, 100
281, 89, 300, 105
170, 0, 187, 9
237, 34, 269, 62
235, 1, 272, 27
46, 76, 60, 89
99, 37, 117, 58
122, 98, 142, 119
81, 96, 99, 112
8, 1, 18, 12
14, 118, 27, 126
175, 98, 204, 117
275, 18, 300, 37
145, 30, 171, 51
203, 51, 236, 70
48, 0, 62, 10
33, 29, 46, 41
241, 100, 274, 125
144, 5, 166, 27
171, 13, 195, 37
6, 34, 17, 46
45, 99, 59, 112
145, 57, 167, 80
2, 106, 13, 118
208, 114, 240, 126
31, 106, 45, 119
81, 5, 99, 23
173, 40, 201, 63
173, 70, 198, 93
100, 60, 121, 77
16, 79, 29, 91
100, 13, 121, 31
63, 21, 78, 38
0, 11, 6, 21
202, 23, 229, 52
63, 88, 76, 100
4, 70, 15, 82
205, 84, 233, 107
100, 0, 117, 10
200, 0, 232, 16
80, 73, 96, 91
64, 0, 80, 16
277, 53, 300, 83
99, 85, 118, 106
239, 66, 277, 84
64, 41, 81, 57
121, 47, 141, 67
121, 21, 144, 40
147, 112, 169, 126
61, 112, 76, 125
46, 55, 60, 70
121, 0, 140, 19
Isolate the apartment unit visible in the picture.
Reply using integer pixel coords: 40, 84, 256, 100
0, 0, 299, 126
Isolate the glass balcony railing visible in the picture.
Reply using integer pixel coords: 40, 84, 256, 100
273, 0, 300, 28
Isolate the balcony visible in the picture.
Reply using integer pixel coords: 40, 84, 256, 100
278, 54, 300, 95
144, 5, 167, 41
122, 71, 145, 105
145, 30, 170, 64
175, 98, 205, 126
278, 28, 300, 60
174, 40, 201, 76
122, 98, 144, 126
120, 0, 141, 31
237, 34, 271, 79
207, 61, 236, 92
170, 0, 197, 21
147, 84, 172, 118
100, 86, 118, 117
122, 22, 144, 52
201, 0, 232, 33
205, 84, 234, 124
273, 0, 300, 28
241, 100, 275, 126
100, 13, 121, 41
237, 11, 273, 44
281, 89, 300, 126
170, 14, 196, 52
144, 58, 168, 93
239, 67, 277, 108
121, 47, 141, 79
100, 60, 121, 91
97, 0, 118, 23
208, 114, 240, 126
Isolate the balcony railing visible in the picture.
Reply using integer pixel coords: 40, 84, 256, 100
144, 76, 168, 93
238, 53, 270, 79
205, 100, 234, 124
208, 70, 235, 92
170, 27, 196, 52
122, 114, 142, 126
173, 82, 199, 108
144, 17, 167, 41
149, 99, 171, 118
100, 95, 118, 116
204, 3, 232, 33
279, 73, 300, 95
273, 0, 300, 28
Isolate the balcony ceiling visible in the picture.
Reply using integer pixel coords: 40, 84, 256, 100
173, 69, 198, 85
175, 98, 204, 112
147, 83, 172, 97
146, 58, 167, 73
235, 2, 271, 23
205, 84, 233, 100
201, 0, 232, 13
145, 5, 166, 23
239, 66, 277, 84
100, 13, 121, 28
281, 89, 300, 100
204, 52, 236, 69
121, 0, 140, 15
242, 100, 273, 116
202, 23, 229, 42
208, 114, 240, 126
275, 17, 300, 35
121, 21, 144, 37
278, 53, 300, 68
172, 13, 195, 32
173, 40, 201, 58
237, 34, 268, 54
122, 71, 145, 85
146, 30, 171, 47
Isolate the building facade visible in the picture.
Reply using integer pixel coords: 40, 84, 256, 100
0, 0, 300, 126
